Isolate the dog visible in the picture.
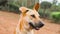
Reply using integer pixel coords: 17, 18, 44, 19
14, 3, 44, 34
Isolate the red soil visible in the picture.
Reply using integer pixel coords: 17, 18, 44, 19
0, 11, 60, 34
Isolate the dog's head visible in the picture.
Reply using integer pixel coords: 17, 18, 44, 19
19, 3, 44, 30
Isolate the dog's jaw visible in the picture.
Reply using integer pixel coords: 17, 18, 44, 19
16, 17, 34, 34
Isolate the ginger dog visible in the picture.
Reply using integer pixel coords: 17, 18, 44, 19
15, 3, 44, 34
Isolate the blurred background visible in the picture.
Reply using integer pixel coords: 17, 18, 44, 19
0, 0, 60, 23
0, 0, 60, 34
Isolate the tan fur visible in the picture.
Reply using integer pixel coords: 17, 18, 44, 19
14, 3, 41, 34
33, 3, 40, 11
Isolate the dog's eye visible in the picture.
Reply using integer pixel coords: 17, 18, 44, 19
26, 10, 29, 11
31, 15, 35, 18
24, 10, 29, 13
26, 10, 29, 12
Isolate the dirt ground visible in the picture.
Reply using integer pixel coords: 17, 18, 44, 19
0, 11, 60, 34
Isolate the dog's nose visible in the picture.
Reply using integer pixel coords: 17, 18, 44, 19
37, 22, 44, 28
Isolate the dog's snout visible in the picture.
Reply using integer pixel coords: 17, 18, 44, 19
29, 22, 44, 30
29, 22, 35, 28
38, 22, 44, 28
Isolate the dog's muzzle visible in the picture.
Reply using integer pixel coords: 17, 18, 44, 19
29, 22, 44, 30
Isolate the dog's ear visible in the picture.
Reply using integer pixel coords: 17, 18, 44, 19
19, 7, 28, 13
33, 3, 40, 11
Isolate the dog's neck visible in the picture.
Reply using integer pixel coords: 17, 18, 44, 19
16, 19, 33, 34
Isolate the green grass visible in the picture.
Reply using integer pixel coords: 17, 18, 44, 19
50, 11, 60, 23
51, 12, 60, 15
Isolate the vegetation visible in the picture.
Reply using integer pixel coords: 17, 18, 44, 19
40, 1, 52, 18
50, 12, 60, 23
0, 0, 39, 14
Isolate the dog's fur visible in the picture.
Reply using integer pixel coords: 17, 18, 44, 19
14, 3, 44, 34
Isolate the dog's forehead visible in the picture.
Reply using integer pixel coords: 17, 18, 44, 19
26, 9, 34, 15
26, 9, 39, 16
19, 7, 39, 16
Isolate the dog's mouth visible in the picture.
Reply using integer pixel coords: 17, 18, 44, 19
29, 22, 44, 30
